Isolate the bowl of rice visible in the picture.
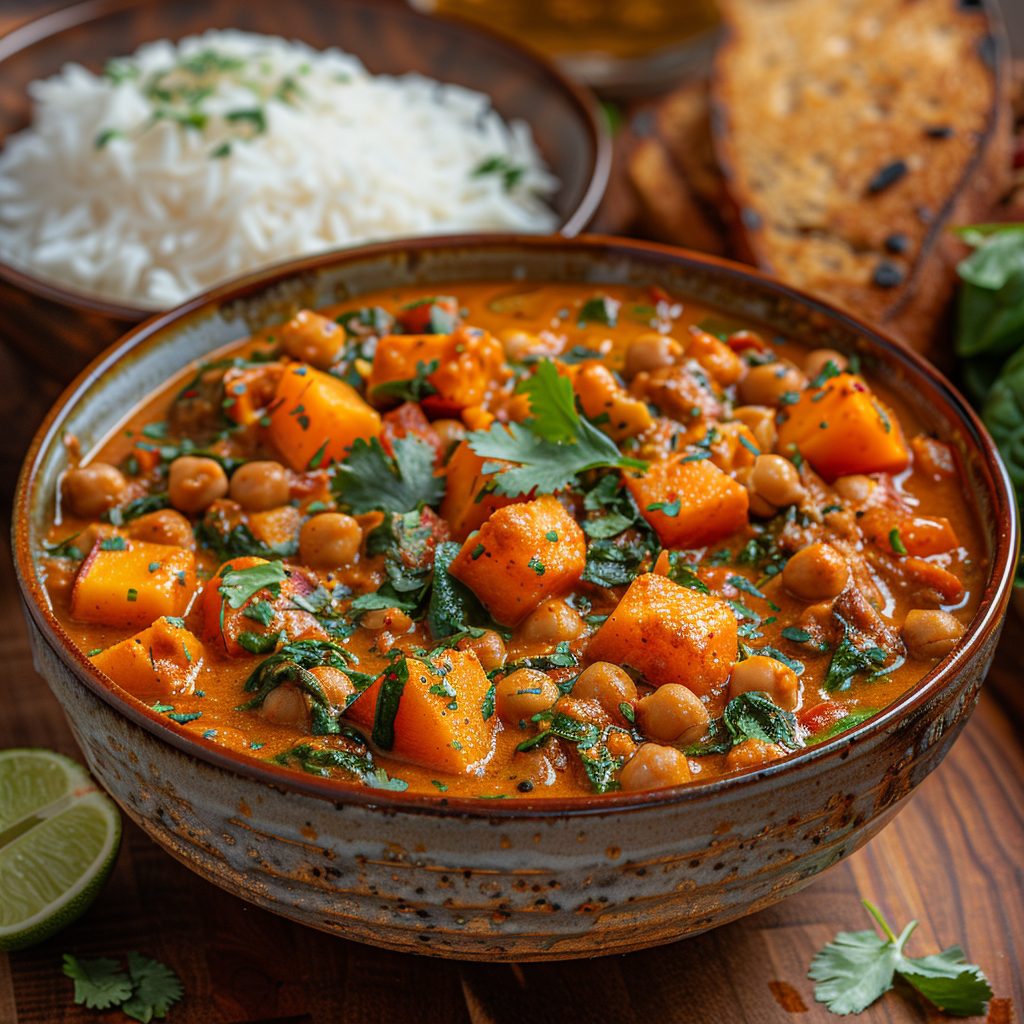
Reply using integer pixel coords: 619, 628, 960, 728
0, 0, 609, 378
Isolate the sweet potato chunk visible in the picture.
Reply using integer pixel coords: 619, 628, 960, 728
776, 373, 908, 480
70, 540, 195, 629
449, 495, 586, 626
267, 363, 381, 471
586, 573, 737, 696
624, 455, 749, 548
367, 326, 505, 412
858, 507, 959, 556
92, 617, 205, 702
439, 440, 518, 541
572, 361, 653, 440
346, 649, 496, 773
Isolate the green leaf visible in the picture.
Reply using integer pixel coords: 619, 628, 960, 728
810, 901, 993, 1017
121, 952, 184, 1022
582, 536, 652, 588
467, 361, 645, 497
105, 492, 170, 526
662, 551, 710, 594
809, 926, 902, 1014
218, 561, 287, 609
194, 515, 296, 561
900, 949, 993, 1016
332, 436, 444, 513
371, 656, 409, 750
274, 740, 407, 790
824, 617, 888, 691
62, 954, 134, 1010
805, 707, 879, 745
577, 295, 620, 328
44, 533, 84, 560
955, 225, 1024, 358
471, 154, 525, 191
428, 540, 483, 639
722, 691, 801, 749
982, 345, 1024, 508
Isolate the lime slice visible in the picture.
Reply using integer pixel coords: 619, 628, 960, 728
0, 748, 121, 951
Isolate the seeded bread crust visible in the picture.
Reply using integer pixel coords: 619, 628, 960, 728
712, 0, 1012, 350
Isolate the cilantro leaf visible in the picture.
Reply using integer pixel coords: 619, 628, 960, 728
428, 540, 484, 639
371, 359, 439, 403
810, 901, 993, 1017
63, 954, 134, 1010
467, 361, 645, 497
218, 561, 287, 609
332, 436, 443, 513
273, 740, 407, 791
809, 925, 902, 1014
121, 952, 184, 1022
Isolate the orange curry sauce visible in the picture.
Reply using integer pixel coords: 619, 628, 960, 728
40, 282, 985, 798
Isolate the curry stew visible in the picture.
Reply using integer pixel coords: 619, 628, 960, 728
40, 283, 984, 798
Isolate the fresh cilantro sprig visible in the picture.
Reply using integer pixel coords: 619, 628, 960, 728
331, 436, 443, 513
63, 952, 183, 1022
809, 901, 992, 1016
218, 560, 287, 609
467, 360, 646, 497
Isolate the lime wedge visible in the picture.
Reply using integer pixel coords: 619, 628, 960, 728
0, 748, 121, 951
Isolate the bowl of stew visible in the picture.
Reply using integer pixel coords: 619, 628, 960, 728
13, 235, 1018, 960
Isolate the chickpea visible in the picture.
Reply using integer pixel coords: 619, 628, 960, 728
782, 542, 849, 602
168, 456, 228, 515
128, 509, 195, 549
902, 609, 965, 660
635, 684, 710, 745
360, 607, 413, 633
309, 665, 356, 706
834, 474, 876, 504
624, 332, 682, 378
738, 361, 807, 407
299, 512, 362, 567
724, 738, 786, 771
457, 629, 506, 672
62, 462, 126, 519
750, 454, 805, 510
803, 348, 848, 379
619, 743, 692, 792
496, 668, 559, 725
733, 405, 777, 453
279, 309, 343, 369
260, 684, 309, 728
519, 599, 584, 645
229, 461, 290, 511
432, 418, 466, 457
728, 655, 800, 711
573, 662, 637, 713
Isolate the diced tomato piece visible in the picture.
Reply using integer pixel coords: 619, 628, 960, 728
380, 402, 444, 460
396, 296, 460, 334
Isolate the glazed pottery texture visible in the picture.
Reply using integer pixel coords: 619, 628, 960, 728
0, 0, 608, 379
14, 236, 1018, 960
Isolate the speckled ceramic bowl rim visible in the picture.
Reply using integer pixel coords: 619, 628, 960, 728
13, 233, 1020, 820
0, 0, 611, 319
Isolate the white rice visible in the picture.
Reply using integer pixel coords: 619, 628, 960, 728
0, 30, 560, 309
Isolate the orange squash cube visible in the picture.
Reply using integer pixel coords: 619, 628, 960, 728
624, 456, 749, 549
572, 361, 653, 440
346, 649, 496, 773
586, 572, 737, 696
367, 326, 505, 412
776, 373, 908, 480
267, 363, 381, 471
70, 540, 196, 629
92, 617, 205, 702
439, 440, 519, 541
449, 495, 586, 626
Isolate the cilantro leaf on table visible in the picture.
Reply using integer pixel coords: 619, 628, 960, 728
62, 954, 134, 1009
331, 435, 443, 513
62, 951, 184, 1020
809, 901, 992, 1016
467, 360, 646, 497
121, 952, 185, 1022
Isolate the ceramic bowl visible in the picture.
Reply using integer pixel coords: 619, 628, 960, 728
13, 235, 1018, 961
0, 0, 609, 379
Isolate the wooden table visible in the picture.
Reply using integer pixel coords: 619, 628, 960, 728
0, 3, 1022, 1021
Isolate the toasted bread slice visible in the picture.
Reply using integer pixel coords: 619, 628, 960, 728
712, 0, 1012, 350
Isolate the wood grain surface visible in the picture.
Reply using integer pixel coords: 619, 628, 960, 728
0, 2, 1021, 1022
